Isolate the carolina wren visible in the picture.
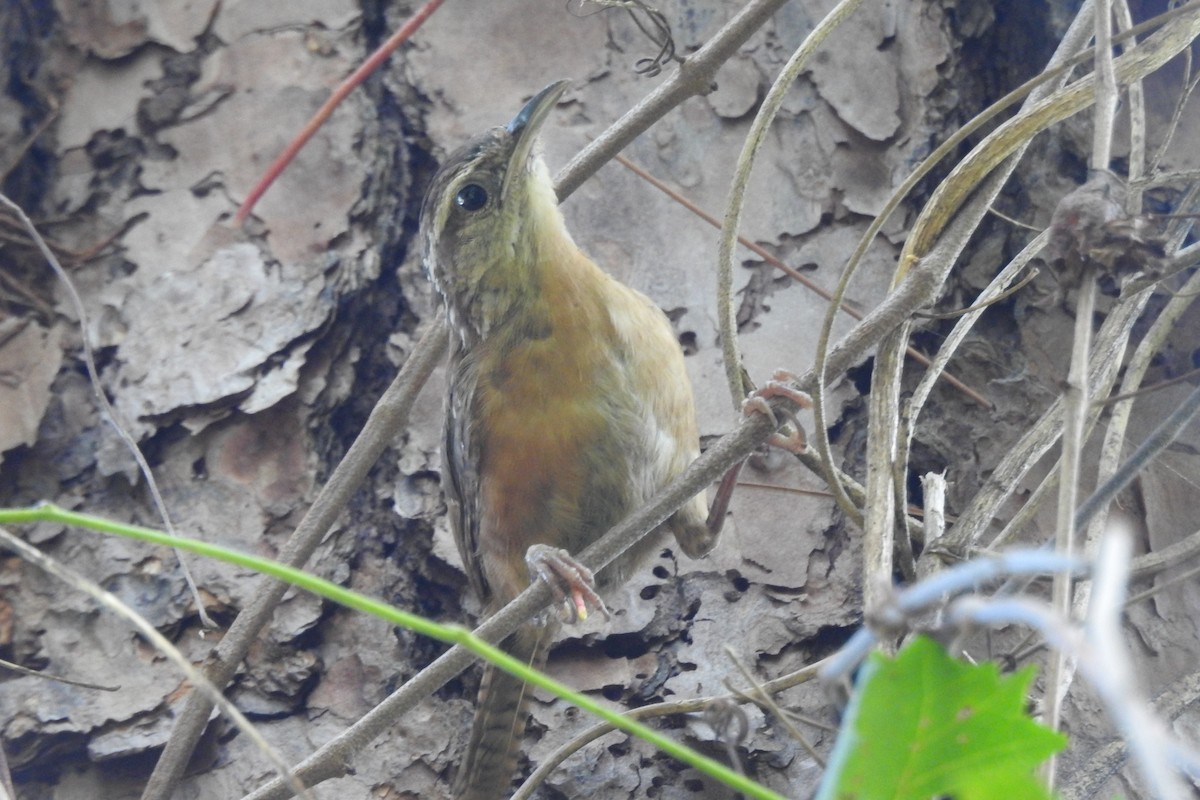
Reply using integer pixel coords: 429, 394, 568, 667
420, 81, 717, 800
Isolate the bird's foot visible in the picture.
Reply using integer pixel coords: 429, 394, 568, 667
741, 369, 811, 454
526, 544, 610, 623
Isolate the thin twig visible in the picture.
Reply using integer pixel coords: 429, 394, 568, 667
0, 526, 313, 800
718, 0, 869, 537
141, 311, 448, 800
1091, 0, 1118, 172
723, 646, 825, 767
512, 656, 829, 800
1074, 382, 1200, 533
0, 192, 215, 632
1097, 366, 1200, 406
0, 657, 119, 691
1042, 271, 1097, 776
714, 0, 869, 411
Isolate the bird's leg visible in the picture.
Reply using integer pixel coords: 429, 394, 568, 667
741, 368, 811, 454
706, 370, 813, 536
525, 544, 610, 623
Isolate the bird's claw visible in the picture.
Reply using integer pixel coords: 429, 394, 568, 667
525, 544, 609, 623
741, 369, 811, 454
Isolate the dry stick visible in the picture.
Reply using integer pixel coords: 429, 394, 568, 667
716, 0, 871, 532
1067, 8, 1160, 762
1128, 563, 1200, 609
714, 0, 869, 411
914, 269, 1039, 319
922, 0, 1200, 560
0, 658, 119, 691
1092, 0, 1118, 172
878, 4, 1101, 602
1130, 531, 1200, 581
1102, 365, 1200, 405
921, 471, 947, 547
240, 237, 948, 800
0, 193, 215, 632
1045, 2, 1141, 775
1147, 47, 1200, 177
865, 323, 909, 590
140, 313, 448, 800
513, 657, 830, 800
0, 527, 313, 800
1115, 0, 1148, 194
1042, 271, 1097, 784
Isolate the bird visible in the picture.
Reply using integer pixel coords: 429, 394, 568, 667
418, 80, 720, 800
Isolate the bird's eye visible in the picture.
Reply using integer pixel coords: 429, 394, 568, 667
455, 183, 489, 212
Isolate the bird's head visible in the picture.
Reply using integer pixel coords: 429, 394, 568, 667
420, 81, 572, 335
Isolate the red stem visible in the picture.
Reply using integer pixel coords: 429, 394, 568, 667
234, 0, 447, 225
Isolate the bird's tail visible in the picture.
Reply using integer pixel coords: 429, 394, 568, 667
455, 621, 552, 800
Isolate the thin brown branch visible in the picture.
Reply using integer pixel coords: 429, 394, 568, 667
512, 656, 829, 800
0, 192, 216, 635
141, 311, 449, 800
0, 657, 119, 691
554, 0, 795, 200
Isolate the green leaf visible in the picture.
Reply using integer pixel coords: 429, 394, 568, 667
818, 636, 1066, 800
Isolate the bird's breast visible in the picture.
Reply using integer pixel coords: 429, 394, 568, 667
462, 266, 650, 594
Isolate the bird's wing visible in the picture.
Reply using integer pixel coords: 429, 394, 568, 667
445, 349, 490, 603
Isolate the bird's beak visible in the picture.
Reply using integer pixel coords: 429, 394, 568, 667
502, 80, 570, 200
